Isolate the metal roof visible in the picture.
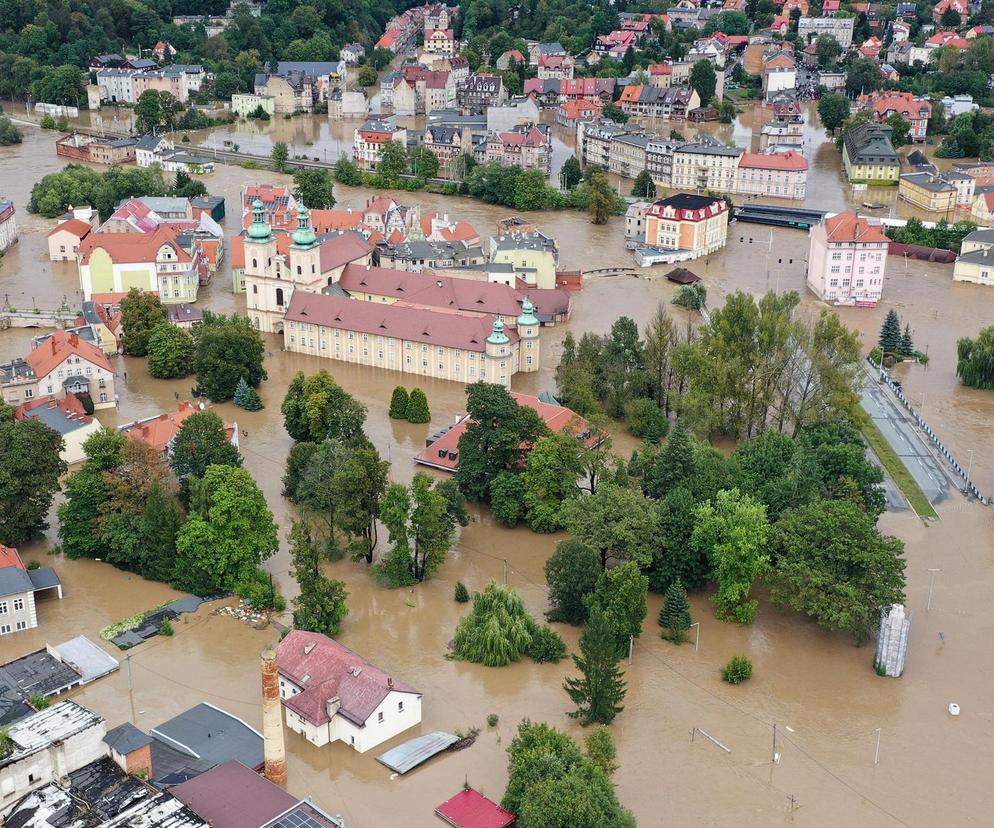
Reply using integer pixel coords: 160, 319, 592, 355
151, 702, 264, 770
0, 565, 35, 597
105, 721, 155, 755
375, 730, 458, 774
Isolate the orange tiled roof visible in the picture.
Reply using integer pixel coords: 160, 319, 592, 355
739, 150, 808, 170
78, 225, 190, 266
25, 329, 112, 378
48, 218, 92, 239
123, 401, 235, 453
824, 211, 889, 243
0, 545, 25, 570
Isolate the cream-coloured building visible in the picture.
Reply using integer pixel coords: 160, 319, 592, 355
806, 211, 888, 306
644, 193, 730, 257
953, 229, 994, 286
283, 290, 539, 387
490, 232, 559, 289
898, 172, 957, 213
232, 92, 275, 117
242, 201, 373, 333
671, 142, 742, 192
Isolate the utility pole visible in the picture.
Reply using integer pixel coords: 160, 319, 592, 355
127, 656, 137, 723
690, 621, 700, 652
628, 635, 634, 665
926, 568, 941, 611
502, 559, 508, 584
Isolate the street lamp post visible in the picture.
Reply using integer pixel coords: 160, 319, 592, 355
927, 568, 941, 611
690, 621, 700, 652
873, 728, 881, 765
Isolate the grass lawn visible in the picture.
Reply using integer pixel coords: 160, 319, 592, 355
859, 413, 938, 519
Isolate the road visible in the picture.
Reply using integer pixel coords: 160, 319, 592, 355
862, 373, 954, 509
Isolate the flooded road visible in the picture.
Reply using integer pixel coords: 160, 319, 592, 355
2, 117, 994, 826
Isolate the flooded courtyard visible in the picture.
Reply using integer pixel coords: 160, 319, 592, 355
2, 116, 994, 825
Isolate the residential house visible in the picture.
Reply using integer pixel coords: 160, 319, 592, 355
486, 96, 542, 131
424, 28, 456, 57
797, 16, 854, 47
626, 202, 651, 245
559, 77, 617, 103
643, 193, 730, 257
424, 124, 474, 178
528, 41, 567, 66
806, 210, 888, 306
340, 42, 365, 64
594, 30, 638, 59
609, 133, 653, 179
167, 303, 203, 328
48, 218, 92, 262
490, 231, 559, 289
761, 111, 804, 152
842, 122, 900, 184
953, 229, 994, 286
538, 53, 575, 79
932, 0, 968, 24
134, 134, 173, 167
120, 401, 238, 456
327, 89, 369, 119
646, 136, 679, 186
0, 199, 15, 253
856, 91, 932, 143
485, 124, 552, 174
55, 134, 137, 165
353, 119, 408, 171
619, 85, 700, 119
556, 99, 603, 128
232, 92, 275, 117
575, 120, 632, 169
376, 239, 485, 272
762, 50, 796, 101
671, 141, 743, 192
737, 151, 808, 200
0, 703, 108, 811
496, 48, 526, 69
925, 30, 970, 52
898, 172, 957, 212
1, 330, 116, 409
76, 299, 123, 353
457, 74, 506, 111
0, 544, 63, 636
15, 395, 102, 465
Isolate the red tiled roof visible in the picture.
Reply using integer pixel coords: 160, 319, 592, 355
739, 150, 808, 170
414, 392, 595, 471
649, 63, 673, 75
25, 330, 112, 378
276, 630, 419, 727
17, 393, 92, 424
121, 401, 235, 453
48, 219, 92, 239
435, 788, 516, 828
285, 292, 515, 353
500, 49, 525, 61
823, 211, 889, 243
318, 232, 373, 273
78, 225, 189, 265
0, 545, 25, 570
559, 99, 603, 120
309, 208, 366, 234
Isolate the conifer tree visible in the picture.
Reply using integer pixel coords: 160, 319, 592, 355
879, 309, 902, 355
645, 419, 695, 499
405, 388, 431, 423
234, 377, 264, 410
900, 323, 914, 358
658, 578, 691, 643
389, 386, 409, 419
564, 609, 627, 725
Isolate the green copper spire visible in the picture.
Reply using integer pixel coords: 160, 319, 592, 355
292, 202, 317, 248
246, 198, 271, 241
487, 317, 510, 345
516, 298, 538, 327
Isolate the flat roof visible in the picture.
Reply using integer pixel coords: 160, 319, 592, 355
375, 731, 459, 774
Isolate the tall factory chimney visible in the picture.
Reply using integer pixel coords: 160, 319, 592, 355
261, 647, 288, 785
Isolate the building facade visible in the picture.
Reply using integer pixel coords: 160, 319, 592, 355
353, 119, 407, 171
644, 193, 730, 257
736, 151, 808, 200
806, 211, 888, 306
671, 142, 742, 192
842, 122, 900, 184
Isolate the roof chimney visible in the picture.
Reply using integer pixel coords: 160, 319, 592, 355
261, 648, 288, 786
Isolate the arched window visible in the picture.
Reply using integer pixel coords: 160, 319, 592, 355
276, 287, 285, 307
252, 258, 257, 269
297, 265, 302, 275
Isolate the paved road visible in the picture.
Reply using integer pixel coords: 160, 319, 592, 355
862, 375, 953, 510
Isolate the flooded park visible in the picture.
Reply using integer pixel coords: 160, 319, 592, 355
1, 107, 993, 825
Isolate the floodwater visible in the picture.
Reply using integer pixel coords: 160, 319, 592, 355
2, 119, 994, 826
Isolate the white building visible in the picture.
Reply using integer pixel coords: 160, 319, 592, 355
0, 701, 107, 810
0, 199, 16, 252
275, 630, 422, 754
806, 211, 888, 307
232, 92, 275, 117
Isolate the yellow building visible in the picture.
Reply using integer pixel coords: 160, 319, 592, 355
898, 173, 956, 213
842, 122, 900, 185
670, 143, 742, 193
953, 229, 994, 286
490, 232, 559, 289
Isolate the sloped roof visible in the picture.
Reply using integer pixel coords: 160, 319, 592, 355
435, 788, 516, 828
318, 232, 373, 273
740, 150, 808, 170
823, 211, 889, 243
151, 703, 263, 771
169, 760, 299, 828
79, 225, 189, 265
48, 218, 92, 239
25, 329, 112, 378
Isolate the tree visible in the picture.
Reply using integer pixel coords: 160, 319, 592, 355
169, 410, 242, 486
878, 308, 902, 354
818, 93, 851, 133
409, 146, 440, 179
940, 6, 961, 26
233, 377, 264, 410
514, 169, 549, 211
292, 168, 335, 209
0, 116, 23, 146
453, 581, 538, 666
334, 442, 388, 564
271, 141, 289, 173
376, 140, 409, 180
174, 465, 279, 595
705, 10, 749, 35
405, 387, 431, 423
562, 484, 659, 569
957, 325, 994, 389
0, 404, 67, 546
644, 419, 695, 498
135, 89, 163, 134
588, 170, 617, 226
333, 157, 363, 186
771, 500, 906, 643
659, 579, 691, 643
489, 472, 528, 527
120, 289, 168, 357
690, 60, 717, 105
601, 103, 629, 124
564, 609, 627, 725
294, 440, 347, 556
673, 282, 707, 311
887, 113, 911, 148
172, 170, 207, 199
520, 430, 585, 532
584, 726, 618, 777
456, 382, 547, 502
357, 64, 378, 86
376, 473, 468, 585
899, 324, 915, 358
146, 322, 194, 379
561, 156, 582, 189
281, 370, 366, 442
388, 386, 409, 419
545, 539, 602, 624
815, 35, 842, 67
193, 313, 267, 401
283, 441, 318, 499
585, 561, 648, 657
289, 522, 349, 636
845, 57, 884, 97
625, 398, 667, 443
717, 97, 737, 124
650, 486, 709, 593
692, 488, 770, 624
631, 170, 655, 199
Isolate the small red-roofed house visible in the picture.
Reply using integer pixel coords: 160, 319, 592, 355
435, 788, 516, 828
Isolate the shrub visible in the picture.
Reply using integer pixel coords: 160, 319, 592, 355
454, 581, 470, 602
721, 654, 753, 684
525, 625, 567, 663
159, 618, 174, 636
26, 560, 40, 570
235, 568, 286, 611
29, 692, 50, 710
487, 713, 499, 727
75, 392, 95, 415
389, 386, 409, 419
405, 387, 430, 423
452, 581, 536, 666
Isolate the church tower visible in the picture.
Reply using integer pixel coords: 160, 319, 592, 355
289, 202, 323, 290
485, 317, 512, 387
244, 199, 281, 332
515, 298, 540, 373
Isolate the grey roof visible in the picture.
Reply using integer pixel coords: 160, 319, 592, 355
539, 41, 566, 55
0, 357, 35, 382
19, 401, 92, 435
900, 172, 956, 193
167, 303, 203, 323
136, 135, 169, 151
101, 792, 210, 827
27, 567, 61, 590
53, 635, 119, 683
375, 731, 459, 774
957, 248, 994, 265
140, 196, 190, 214
963, 228, 994, 244
0, 648, 80, 698
0, 565, 34, 598
4, 701, 102, 765
275, 61, 344, 75
615, 133, 653, 149
106, 721, 155, 755
674, 141, 742, 157
151, 702, 264, 771
844, 122, 898, 165
63, 374, 89, 389
128, 58, 158, 69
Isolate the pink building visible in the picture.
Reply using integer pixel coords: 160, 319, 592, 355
806, 211, 888, 307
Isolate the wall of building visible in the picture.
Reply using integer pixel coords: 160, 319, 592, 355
0, 590, 37, 635
0, 725, 108, 809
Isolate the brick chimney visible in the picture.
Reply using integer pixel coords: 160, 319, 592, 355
261, 647, 288, 785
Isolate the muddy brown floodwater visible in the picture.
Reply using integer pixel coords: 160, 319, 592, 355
2, 116, 994, 826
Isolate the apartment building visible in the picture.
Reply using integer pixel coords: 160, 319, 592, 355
671, 142, 742, 192
855, 91, 932, 143
457, 74, 506, 111
609, 133, 653, 179
353, 119, 408, 171
806, 211, 888, 306
797, 16, 855, 47
485, 124, 552, 174
842, 122, 900, 184
644, 193, 730, 257
737, 151, 808, 200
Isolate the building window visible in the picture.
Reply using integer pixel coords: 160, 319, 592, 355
378, 711, 384, 723
15, 621, 26, 631
0, 624, 9, 635
13, 598, 24, 611
0, 602, 7, 615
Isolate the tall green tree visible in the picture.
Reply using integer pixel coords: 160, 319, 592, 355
817, 92, 851, 132
0, 403, 67, 546
561, 156, 582, 189
294, 440, 347, 557
659, 579, 691, 643
692, 488, 770, 624
281, 370, 367, 442
174, 465, 279, 595
271, 141, 289, 173
289, 521, 349, 636
334, 442, 388, 564
631, 170, 656, 199
770, 500, 906, 644
135, 89, 163, 134
377, 139, 409, 180
957, 325, 994, 389
453, 581, 538, 666
561, 484, 659, 569
192, 312, 266, 401
545, 539, 602, 624
169, 410, 242, 486
120, 289, 169, 357
689, 60, 717, 104
147, 322, 194, 379
648, 485, 709, 592
388, 386, 409, 419
879, 310, 901, 354
564, 609, 628, 725
520, 430, 585, 532
405, 388, 431, 423
588, 170, 616, 225
409, 146, 440, 179
644, 419, 695, 499
585, 562, 649, 657
292, 168, 335, 209
58, 429, 125, 559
